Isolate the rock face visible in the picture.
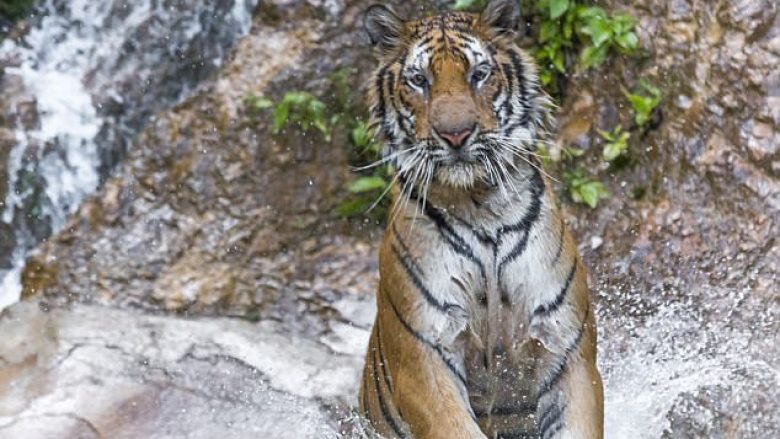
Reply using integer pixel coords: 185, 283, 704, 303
0, 301, 370, 439
0, 0, 258, 299
1, 0, 778, 438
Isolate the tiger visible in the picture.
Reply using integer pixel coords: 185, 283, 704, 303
357, 1, 603, 438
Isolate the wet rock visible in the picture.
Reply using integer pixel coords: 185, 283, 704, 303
559, 1, 779, 437
0, 0, 260, 293
0, 301, 370, 439
17, 0, 388, 322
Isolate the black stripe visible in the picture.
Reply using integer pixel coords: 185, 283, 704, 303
496, 164, 545, 237
384, 288, 468, 386
375, 65, 389, 123
500, 62, 515, 117
391, 234, 460, 314
375, 66, 398, 145
537, 322, 585, 400
449, 213, 496, 247
401, 180, 488, 287
418, 198, 488, 285
373, 345, 407, 438
533, 260, 577, 317
474, 402, 537, 417
496, 166, 545, 284
538, 403, 565, 438
503, 116, 531, 135
507, 48, 529, 114
375, 323, 393, 393
542, 420, 564, 439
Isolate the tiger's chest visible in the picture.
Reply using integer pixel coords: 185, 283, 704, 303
397, 200, 568, 414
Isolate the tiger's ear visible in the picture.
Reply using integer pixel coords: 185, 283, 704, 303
364, 5, 405, 52
480, 0, 521, 36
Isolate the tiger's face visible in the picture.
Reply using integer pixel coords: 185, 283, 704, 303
364, 0, 550, 193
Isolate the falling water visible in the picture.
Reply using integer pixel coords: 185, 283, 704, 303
0, 0, 257, 309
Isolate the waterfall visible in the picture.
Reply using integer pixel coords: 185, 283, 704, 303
0, 0, 257, 309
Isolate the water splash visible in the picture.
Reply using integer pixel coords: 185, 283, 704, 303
0, 0, 257, 308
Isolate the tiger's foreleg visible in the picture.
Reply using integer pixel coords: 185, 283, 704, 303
360, 290, 487, 439
534, 313, 604, 439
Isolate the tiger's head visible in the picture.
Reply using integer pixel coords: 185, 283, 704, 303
364, 0, 551, 194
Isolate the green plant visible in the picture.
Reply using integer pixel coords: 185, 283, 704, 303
0, 0, 35, 21
575, 6, 638, 68
247, 80, 394, 220
533, 1, 638, 88
246, 91, 334, 141
563, 168, 609, 208
598, 125, 630, 162
624, 81, 661, 127
337, 121, 394, 218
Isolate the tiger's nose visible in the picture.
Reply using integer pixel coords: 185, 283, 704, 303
437, 126, 473, 149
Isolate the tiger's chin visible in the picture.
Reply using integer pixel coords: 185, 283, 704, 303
434, 161, 489, 190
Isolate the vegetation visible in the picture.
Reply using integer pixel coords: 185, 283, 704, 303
563, 168, 609, 209
598, 125, 629, 162
246, 92, 333, 141
337, 121, 393, 219
624, 80, 661, 127
0, 0, 35, 22
246, 72, 392, 221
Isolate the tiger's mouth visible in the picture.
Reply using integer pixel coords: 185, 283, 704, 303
430, 136, 515, 190
434, 153, 489, 189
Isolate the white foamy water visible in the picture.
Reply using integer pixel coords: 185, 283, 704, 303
0, 0, 256, 308
598, 287, 777, 438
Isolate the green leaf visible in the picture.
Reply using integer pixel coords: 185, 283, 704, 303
348, 176, 388, 193
615, 32, 638, 52
580, 44, 608, 68
575, 5, 606, 21
283, 91, 311, 105
597, 128, 614, 142
602, 140, 625, 161
351, 123, 375, 149
639, 81, 661, 98
577, 181, 609, 208
549, 0, 570, 19
553, 49, 566, 73
539, 20, 559, 43
272, 103, 290, 133
612, 14, 636, 33
625, 84, 661, 127
563, 146, 585, 158
248, 96, 274, 110
337, 198, 372, 217
313, 119, 331, 141
583, 17, 612, 47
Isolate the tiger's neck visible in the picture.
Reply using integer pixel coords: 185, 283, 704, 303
393, 161, 554, 237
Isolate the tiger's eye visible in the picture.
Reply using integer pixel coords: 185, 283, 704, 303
472, 67, 490, 83
410, 73, 427, 87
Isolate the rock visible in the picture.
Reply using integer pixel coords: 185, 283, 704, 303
0, 0, 260, 295
0, 301, 372, 439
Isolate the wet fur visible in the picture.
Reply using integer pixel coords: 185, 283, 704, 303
359, 2, 603, 438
